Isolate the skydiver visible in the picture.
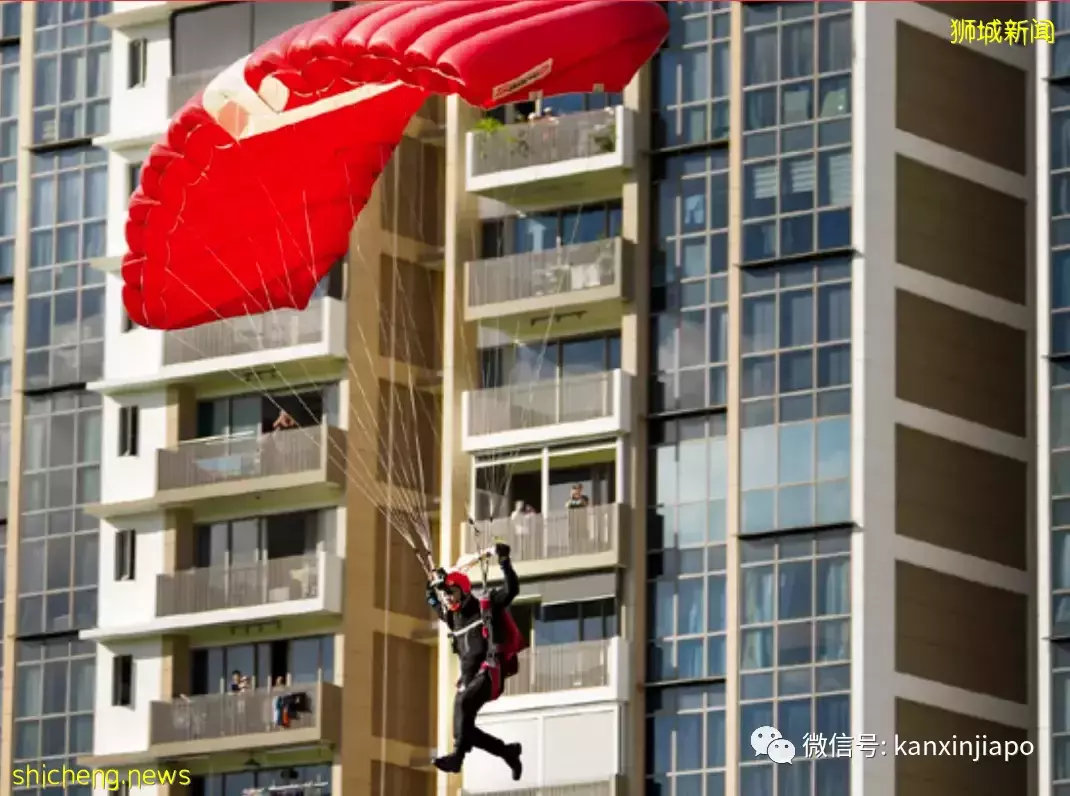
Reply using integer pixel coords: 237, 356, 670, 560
426, 542, 525, 779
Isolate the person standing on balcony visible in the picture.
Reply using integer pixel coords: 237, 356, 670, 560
425, 543, 525, 780
565, 483, 590, 510
273, 410, 297, 433
265, 409, 299, 476
510, 500, 534, 541
565, 483, 590, 550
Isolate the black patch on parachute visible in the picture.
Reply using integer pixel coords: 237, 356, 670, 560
491, 59, 553, 103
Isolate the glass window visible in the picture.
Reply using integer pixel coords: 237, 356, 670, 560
741, 260, 852, 533
18, 395, 100, 637
741, 2, 853, 263
194, 765, 333, 796
648, 416, 728, 684
479, 333, 619, 390
652, 152, 730, 414
740, 531, 851, 795
25, 148, 107, 391
646, 684, 726, 793
32, 2, 110, 145
655, 2, 731, 148
0, 42, 16, 282
1058, 643, 1070, 790
12, 638, 96, 787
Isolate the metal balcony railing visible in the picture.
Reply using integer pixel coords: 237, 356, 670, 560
504, 639, 613, 698
162, 299, 326, 365
470, 107, 620, 177
467, 372, 616, 437
466, 505, 619, 563
168, 68, 219, 115
149, 682, 334, 746
156, 554, 328, 617
467, 238, 623, 310
463, 783, 617, 796
157, 425, 344, 492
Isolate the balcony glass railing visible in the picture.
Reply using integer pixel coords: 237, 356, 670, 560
162, 299, 327, 365
470, 108, 619, 177
156, 554, 328, 617
466, 505, 619, 562
467, 372, 616, 437
462, 783, 616, 796
504, 639, 613, 697
168, 68, 219, 115
149, 682, 335, 747
467, 238, 623, 310
157, 426, 344, 491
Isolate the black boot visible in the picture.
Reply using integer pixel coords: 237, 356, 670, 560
432, 751, 464, 774
504, 742, 523, 781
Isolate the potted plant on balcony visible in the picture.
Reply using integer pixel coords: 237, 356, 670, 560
473, 115, 533, 165
473, 115, 510, 162
591, 121, 617, 154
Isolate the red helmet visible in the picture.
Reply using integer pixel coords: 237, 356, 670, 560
442, 570, 471, 611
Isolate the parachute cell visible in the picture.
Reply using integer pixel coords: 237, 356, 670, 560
121, 0, 669, 331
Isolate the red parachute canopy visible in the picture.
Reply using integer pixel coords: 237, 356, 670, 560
123, 0, 669, 331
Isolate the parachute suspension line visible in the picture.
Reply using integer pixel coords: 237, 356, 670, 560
152, 141, 397, 523
211, 137, 433, 541
203, 129, 431, 536
334, 161, 441, 548
153, 286, 398, 529
377, 148, 403, 796
473, 186, 596, 539
155, 179, 420, 541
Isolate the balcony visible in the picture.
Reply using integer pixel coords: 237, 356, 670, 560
465, 238, 631, 326
94, 297, 347, 394
168, 68, 218, 115
148, 681, 341, 759
466, 107, 634, 207
506, 640, 614, 697
463, 505, 627, 579
97, 2, 212, 30
157, 425, 346, 505
162, 304, 327, 365
83, 552, 345, 642
462, 640, 626, 792
483, 638, 628, 716
463, 780, 622, 796
462, 371, 632, 453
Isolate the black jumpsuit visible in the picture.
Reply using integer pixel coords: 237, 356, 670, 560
429, 558, 521, 766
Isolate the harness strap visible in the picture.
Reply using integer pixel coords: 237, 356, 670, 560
481, 660, 503, 701
446, 618, 483, 638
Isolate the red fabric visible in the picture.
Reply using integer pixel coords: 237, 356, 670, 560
443, 569, 472, 595
481, 660, 503, 701
497, 607, 529, 657
122, 0, 668, 330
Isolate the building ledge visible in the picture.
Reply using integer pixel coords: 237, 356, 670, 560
89, 255, 122, 273
93, 129, 163, 153
85, 472, 344, 520
94, 1, 212, 29
77, 750, 156, 769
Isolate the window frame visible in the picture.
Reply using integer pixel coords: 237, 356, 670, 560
126, 160, 142, 199
111, 653, 133, 707
114, 528, 135, 582
118, 405, 138, 457
127, 37, 147, 89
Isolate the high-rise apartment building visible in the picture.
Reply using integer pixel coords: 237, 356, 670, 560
0, 2, 1048, 796
1, 2, 448, 796
446, 3, 1034, 796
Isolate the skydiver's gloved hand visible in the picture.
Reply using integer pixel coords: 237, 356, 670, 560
425, 582, 440, 608
494, 541, 512, 560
